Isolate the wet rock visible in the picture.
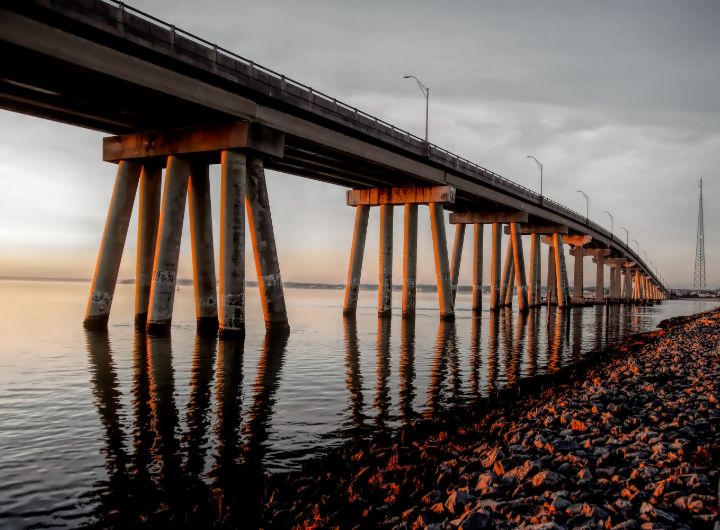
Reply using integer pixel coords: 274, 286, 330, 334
531, 471, 565, 489
458, 509, 490, 530
445, 489, 475, 515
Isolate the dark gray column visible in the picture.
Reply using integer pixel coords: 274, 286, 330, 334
84, 161, 141, 329
246, 158, 288, 330
134, 164, 162, 326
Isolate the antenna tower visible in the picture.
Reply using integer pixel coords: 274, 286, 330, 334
693, 178, 706, 290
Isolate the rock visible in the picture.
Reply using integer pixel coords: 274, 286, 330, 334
422, 490, 443, 505
458, 509, 490, 530
445, 489, 475, 515
474, 472, 497, 494
505, 460, 539, 483
531, 471, 565, 489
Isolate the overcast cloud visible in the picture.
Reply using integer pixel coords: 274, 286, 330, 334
1, 0, 718, 288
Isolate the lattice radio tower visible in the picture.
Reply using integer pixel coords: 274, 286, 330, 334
693, 178, 706, 290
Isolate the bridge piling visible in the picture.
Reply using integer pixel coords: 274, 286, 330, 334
188, 162, 218, 334
342, 205, 370, 316
490, 223, 502, 311
401, 204, 418, 318
429, 203, 454, 320
246, 158, 288, 330
500, 239, 514, 307
547, 243, 557, 305
510, 223, 529, 312
504, 256, 515, 306
84, 160, 141, 330
147, 155, 190, 335
218, 150, 246, 338
134, 164, 162, 326
472, 224, 483, 312
623, 266, 632, 303
378, 204, 394, 318
450, 224, 465, 304
553, 233, 569, 308
527, 233, 541, 307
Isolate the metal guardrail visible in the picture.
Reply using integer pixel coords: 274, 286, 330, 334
44, 0, 666, 291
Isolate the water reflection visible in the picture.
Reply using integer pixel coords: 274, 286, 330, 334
399, 317, 416, 423
84, 328, 291, 527
83, 301, 655, 525
343, 317, 366, 432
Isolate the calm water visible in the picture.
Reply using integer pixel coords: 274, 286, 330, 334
0, 279, 715, 528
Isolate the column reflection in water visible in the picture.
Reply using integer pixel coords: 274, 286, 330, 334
85, 330, 131, 526
469, 316, 481, 402
183, 334, 217, 482
130, 329, 154, 509
486, 312, 500, 395
546, 308, 564, 373
212, 337, 244, 513
343, 317, 366, 433
146, 335, 182, 505
426, 320, 455, 418
375, 318, 392, 428
593, 306, 604, 351
240, 329, 290, 525
526, 309, 540, 378
507, 311, 527, 387
500, 307, 513, 387
399, 316, 416, 423
571, 307, 584, 363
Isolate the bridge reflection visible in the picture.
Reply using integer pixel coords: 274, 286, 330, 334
84, 304, 638, 525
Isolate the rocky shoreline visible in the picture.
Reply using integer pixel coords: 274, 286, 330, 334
259, 311, 720, 529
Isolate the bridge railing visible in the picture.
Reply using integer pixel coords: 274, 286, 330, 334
48, 0, 664, 290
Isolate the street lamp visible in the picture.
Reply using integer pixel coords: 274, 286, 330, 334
577, 190, 590, 221
403, 75, 429, 143
526, 155, 543, 198
603, 210, 613, 237
621, 226, 629, 248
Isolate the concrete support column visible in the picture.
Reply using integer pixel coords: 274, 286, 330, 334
402, 204, 418, 317
84, 161, 142, 329
572, 246, 585, 305
489, 223, 502, 311
134, 164, 162, 325
246, 158, 288, 330
147, 156, 190, 334
188, 162, 218, 333
594, 255, 605, 304
559, 245, 571, 307
450, 224, 465, 304
218, 150, 246, 337
500, 239, 514, 307
623, 268, 632, 302
471, 224, 483, 312
429, 203, 454, 320
378, 204, 394, 318
504, 257, 515, 306
343, 205, 370, 315
609, 264, 616, 300
632, 270, 640, 302
510, 223, 529, 312
547, 244, 557, 304
615, 266, 623, 301
553, 233, 568, 308
527, 234, 540, 306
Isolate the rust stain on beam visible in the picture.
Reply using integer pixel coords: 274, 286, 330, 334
103, 122, 284, 162
346, 186, 455, 206
450, 210, 528, 224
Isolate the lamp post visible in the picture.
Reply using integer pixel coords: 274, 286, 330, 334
526, 155, 543, 198
577, 190, 590, 221
621, 226, 629, 248
603, 210, 613, 238
403, 75, 429, 143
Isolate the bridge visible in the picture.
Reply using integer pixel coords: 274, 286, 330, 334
0, 0, 667, 336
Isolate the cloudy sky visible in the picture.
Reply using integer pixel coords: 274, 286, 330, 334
1, 0, 718, 288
